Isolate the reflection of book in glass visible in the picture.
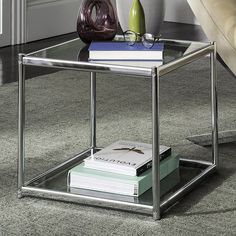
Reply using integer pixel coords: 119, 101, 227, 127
84, 140, 171, 176
89, 60, 163, 68
68, 168, 180, 201
67, 153, 179, 196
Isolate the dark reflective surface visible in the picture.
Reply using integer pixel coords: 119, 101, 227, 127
0, 33, 78, 85
27, 36, 210, 68
0, 22, 207, 86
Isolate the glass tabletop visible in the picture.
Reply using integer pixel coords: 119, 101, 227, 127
26, 35, 211, 69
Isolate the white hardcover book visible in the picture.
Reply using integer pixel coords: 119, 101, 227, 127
84, 140, 171, 176
68, 153, 179, 196
88, 42, 164, 60
89, 60, 163, 68
68, 168, 180, 200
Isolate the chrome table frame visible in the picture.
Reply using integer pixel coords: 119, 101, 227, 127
18, 39, 218, 220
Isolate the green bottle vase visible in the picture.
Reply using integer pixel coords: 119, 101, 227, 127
129, 0, 146, 35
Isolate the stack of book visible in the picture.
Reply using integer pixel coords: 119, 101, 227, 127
88, 42, 164, 67
67, 140, 179, 197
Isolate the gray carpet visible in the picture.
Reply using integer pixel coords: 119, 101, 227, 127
0, 58, 236, 235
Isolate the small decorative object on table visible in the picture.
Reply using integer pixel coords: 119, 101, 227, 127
77, 0, 118, 43
116, 0, 165, 36
129, 0, 146, 35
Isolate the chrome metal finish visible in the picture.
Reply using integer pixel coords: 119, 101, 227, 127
18, 37, 219, 220
180, 158, 213, 167
20, 159, 215, 217
159, 45, 213, 76
21, 186, 153, 214
18, 53, 25, 197
160, 165, 217, 212
211, 42, 219, 167
23, 57, 152, 78
90, 72, 96, 151
152, 67, 161, 220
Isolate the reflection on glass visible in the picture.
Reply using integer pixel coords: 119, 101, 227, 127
77, 44, 89, 62
27, 38, 211, 68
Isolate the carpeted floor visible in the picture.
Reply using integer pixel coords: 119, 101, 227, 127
0, 58, 236, 235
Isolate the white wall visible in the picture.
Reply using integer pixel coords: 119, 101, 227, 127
164, 0, 197, 24
26, 0, 81, 42
113, 0, 197, 25
25, 0, 197, 43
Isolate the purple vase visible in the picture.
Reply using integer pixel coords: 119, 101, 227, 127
77, 0, 118, 43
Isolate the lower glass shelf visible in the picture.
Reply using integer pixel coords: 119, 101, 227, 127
24, 149, 215, 211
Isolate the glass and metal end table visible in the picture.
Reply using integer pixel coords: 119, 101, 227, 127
18, 36, 218, 220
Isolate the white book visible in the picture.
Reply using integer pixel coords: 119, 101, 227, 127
68, 168, 180, 199
68, 154, 179, 196
84, 140, 171, 176
89, 60, 163, 68
88, 42, 164, 60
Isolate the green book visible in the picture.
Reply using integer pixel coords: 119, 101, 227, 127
69, 169, 180, 203
68, 154, 179, 196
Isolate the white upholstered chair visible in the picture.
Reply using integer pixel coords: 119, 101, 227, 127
187, 0, 236, 76
187, 0, 236, 145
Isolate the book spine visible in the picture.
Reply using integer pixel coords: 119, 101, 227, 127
136, 148, 172, 176
136, 160, 152, 176
160, 148, 172, 161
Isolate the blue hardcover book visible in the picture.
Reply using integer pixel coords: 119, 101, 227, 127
88, 42, 164, 61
